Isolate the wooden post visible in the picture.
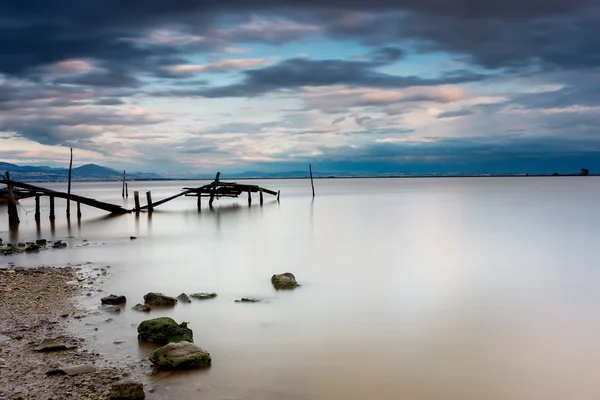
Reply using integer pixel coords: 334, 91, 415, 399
197, 192, 201, 211
35, 195, 41, 221
134, 191, 140, 211
122, 171, 126, 198
6, 171, 20, 225
209, 172, 220, 208
247, 190, 252, 206
66, 147, 73, 217
49, 196, 55, 221
259, 188, 264, 206
146, 191, 153, 212
277, 190, 280, 203
77, 202, 82, 219
126, 183, 129, 198
309, 164, 315, 197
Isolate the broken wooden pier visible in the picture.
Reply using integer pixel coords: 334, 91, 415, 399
2, 172, 280, 225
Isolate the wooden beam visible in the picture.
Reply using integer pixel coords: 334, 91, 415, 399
146, 191, 153, 212
259, 188, 263, 206
134, 191, 140, 211
35, 195, 41, 221
309, 164, 315, 197
209, 172, 221, 208
66, 147, 73, 217
49, 196, 55, 221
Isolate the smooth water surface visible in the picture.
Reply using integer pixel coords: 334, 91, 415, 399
2, 177, 600, 399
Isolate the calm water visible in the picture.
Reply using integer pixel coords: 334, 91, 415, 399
2, 177, 600, 399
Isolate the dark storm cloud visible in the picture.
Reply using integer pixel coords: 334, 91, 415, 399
156, 58, 489, 98
2, 0, 597, 80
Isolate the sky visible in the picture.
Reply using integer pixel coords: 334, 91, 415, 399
1, 0, 600, 175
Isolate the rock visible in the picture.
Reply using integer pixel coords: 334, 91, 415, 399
113, 340, 125, 345
143, 292, 177, 307
17, 243, 26, 248
109, 381, 145, 399
137, 317, 193, 344
177, 293, 191, 303
235, 298, 259, 303
271, 272, 299, 290
101, 294, 127, 305
101, 305, 122, 313
52, 241, 67, 249
190, 292, 217, 300
35, 239, 47, 246
131, 303, 151, 312
25, 244, 41, 253
34, 338, 69, 352
130, 236, 137, 240
149, 341, 211, 370
46, 364, 97, 376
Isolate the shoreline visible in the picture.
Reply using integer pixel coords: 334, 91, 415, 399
0, 265, 149, 400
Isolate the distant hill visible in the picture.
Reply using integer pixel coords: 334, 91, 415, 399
0, 162, 161, 182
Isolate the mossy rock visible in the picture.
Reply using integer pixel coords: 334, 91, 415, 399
271, 272, 299, 290
137, 317, 193, 345
143, 292, 177, 306
149, 341, 211, 370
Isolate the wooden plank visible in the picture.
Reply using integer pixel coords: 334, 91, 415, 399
1, 179, 129, 214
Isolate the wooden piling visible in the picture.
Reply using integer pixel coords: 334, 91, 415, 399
248, 190, 252, 206
259, 188, 264, 206
49, 196, 55, 221
134, 191, 140, 211
209, 172, 221, 208
277, 190, 280, 203
197, 192, 201, 211
6, 171, 20, 225
146, 191, 153, 212
35, 195, 41, 221
77, 202, 82, 219
66, 147, 73, 217
126, 183, 129, 198
309, 164, 315, 197
122, 171, 126, 198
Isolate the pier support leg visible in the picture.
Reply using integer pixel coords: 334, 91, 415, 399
35, 195, 41, 221
134, 191, 140, 212
126, 183, 128, 198
146, 191, 153, 212
248, 190, 252, 206
66, 147, 72, 217
77, 202, 82, 219
49, 196, 55, 221
6, 171, 19, 225
277, 190, 280, 203
197, 193, 201, 211
259, 188, 263, 206
309, 164, 315, 197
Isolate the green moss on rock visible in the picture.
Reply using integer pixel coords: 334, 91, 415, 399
271, 272, 299, 290
149, 341, 211, 370
137, 317, 193, 345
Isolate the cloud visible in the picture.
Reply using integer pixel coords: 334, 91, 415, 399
436, 109, 474, 119
156, 57, 487, 98
164, 58, 272, 75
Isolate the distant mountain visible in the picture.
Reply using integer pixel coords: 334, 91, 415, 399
0, 162, 162, 182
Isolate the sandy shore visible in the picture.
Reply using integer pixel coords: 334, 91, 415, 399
0, 266, 147, 400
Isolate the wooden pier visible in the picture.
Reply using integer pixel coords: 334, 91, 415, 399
2, 172, 280, 225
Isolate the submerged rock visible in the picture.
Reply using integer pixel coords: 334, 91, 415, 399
101, 305, 122, 313
132, 303, 151, 312
235, 298, 260, 303
149, 341, 211, 370
177, 293, 191, 303
25, 244, 41, 253
101, 294, 127, 305
271, 272, 299, 290
137, 317, 193, 344
143, 292, 177, 307
109, 381, 145, 399
190, 292, 217, 300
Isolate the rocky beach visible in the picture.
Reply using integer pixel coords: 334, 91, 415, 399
0, 265, 149, 400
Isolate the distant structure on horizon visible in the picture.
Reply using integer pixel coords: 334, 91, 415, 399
580, 168, 590, 176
